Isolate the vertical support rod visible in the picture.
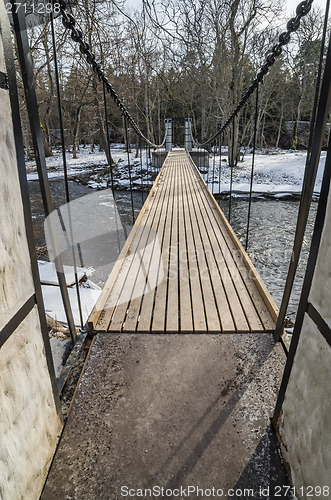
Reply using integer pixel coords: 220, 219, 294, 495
166, 119, 172, 152
185, 118, 192, 151
123, 115, 135, 223
306, 0, 331, 162
146, 139, 149, 187
139, 135, 144, 204
103, 81, 122, 251
212, 143, 216, 194
103, 80, 115, 192
11, 0, 77, 342
228, 119, 235, 223
219, 135, 222, 196
50, 10, 84, 330
245, 84, 259, 252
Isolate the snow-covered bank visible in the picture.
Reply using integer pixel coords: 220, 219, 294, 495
204, 149, 326, 198
26, 145, 326, 197
26, 143, 153, 189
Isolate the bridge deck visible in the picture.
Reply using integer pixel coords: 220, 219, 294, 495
89, 150, 278, 333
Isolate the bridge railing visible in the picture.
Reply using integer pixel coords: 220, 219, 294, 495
187, 0, 331, 351
7, 0, 170, 405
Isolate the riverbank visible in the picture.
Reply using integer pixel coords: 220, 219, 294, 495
26, 145, 326, 198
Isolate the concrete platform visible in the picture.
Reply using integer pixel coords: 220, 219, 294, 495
42, 334, 290, 499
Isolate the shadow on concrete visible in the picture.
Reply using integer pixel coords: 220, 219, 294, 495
227, 426, 291, 499
143, 342, 288, 497
42, 334, 289, 500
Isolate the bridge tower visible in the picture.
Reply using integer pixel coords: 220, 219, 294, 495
165, 118, 172, 152
185, 118, 193, 151
165, 117, 192, 151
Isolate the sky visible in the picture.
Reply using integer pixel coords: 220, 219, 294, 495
124, 0, 327, 17
286, 0, 326, 15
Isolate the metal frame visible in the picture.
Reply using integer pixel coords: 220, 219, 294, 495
306, 303, 331, 347
273, 109, 331, 426
274, 28, 331, 342
0, 0, 62, 420
165, 118, 172, 152
185, 118, 192, 152
0, 296, 36, 350
11, 0, 77, 342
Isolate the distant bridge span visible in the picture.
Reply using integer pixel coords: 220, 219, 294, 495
89, 150, 278, 334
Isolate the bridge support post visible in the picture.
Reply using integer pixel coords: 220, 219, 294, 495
165, 119, 172, 152
185, 118, 192, 151
0, 2, 63, 497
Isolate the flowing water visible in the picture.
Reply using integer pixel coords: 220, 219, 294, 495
217, 197, 318, 322
28, 180, 317, 323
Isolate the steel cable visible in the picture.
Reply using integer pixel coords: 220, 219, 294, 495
190, 0, 314, 148
56, 0, 167, 149
245, 84, 259, 251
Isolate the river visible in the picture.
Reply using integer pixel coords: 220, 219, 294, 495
28, 179, 317, 324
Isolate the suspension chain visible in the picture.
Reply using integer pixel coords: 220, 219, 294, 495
192, 0, 314, 147
56, 0, 166, 149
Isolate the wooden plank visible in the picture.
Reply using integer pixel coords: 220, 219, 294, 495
188, 168, 263, 332
180, 157, 207, 332
180, 156, 221, 333
150, 157, 176, 332
210, 208, 275, 330
195, 171, 275, 331
177, 155, 193, 332
181, 159, 238, 333
108, 226, 154, 332
91, 159, 169, 332
216, 235, 275, 331
136, 162, 175, 332
164, 155, 179, 332
109, 157, 175, 332
122, 158, 175, 332
187, 152, 278, 326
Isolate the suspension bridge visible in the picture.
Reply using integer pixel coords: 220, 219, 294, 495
55, 0, 316, 342
89, 149, 277, 334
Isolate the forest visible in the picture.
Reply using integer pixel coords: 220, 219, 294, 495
20, 0, 327, 162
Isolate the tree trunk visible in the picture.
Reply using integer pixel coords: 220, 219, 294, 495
228, 117, 240, 168
73, 105, 83, 159
201, 101, 206, 141
43, 26, 54, 157
93, 78, 111, 165
276, 101, 284, 149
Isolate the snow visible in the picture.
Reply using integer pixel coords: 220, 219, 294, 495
38, 261, 100, 327
26, 143, 153, 189
38, 260, 92, 286
204, 149, 326, 197
42, 285, 101, 326
26, 144, 326, 197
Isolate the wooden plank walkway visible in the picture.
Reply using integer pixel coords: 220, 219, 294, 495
88, 150, 278, 333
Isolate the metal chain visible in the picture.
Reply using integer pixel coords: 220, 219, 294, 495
192, 0, 314, 147
56, 0, 166, 149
